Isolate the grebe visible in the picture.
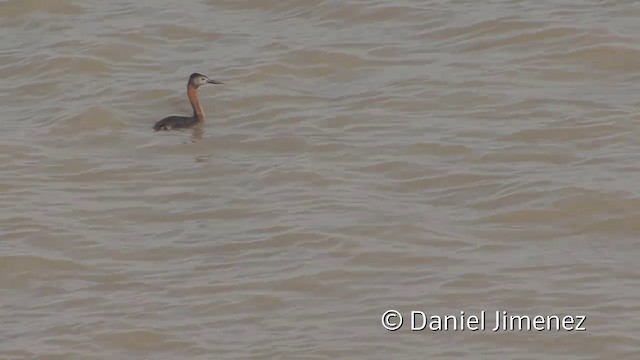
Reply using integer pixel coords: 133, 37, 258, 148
153, 73, 223, 131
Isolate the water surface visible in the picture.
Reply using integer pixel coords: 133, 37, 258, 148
1, 0, 640, 359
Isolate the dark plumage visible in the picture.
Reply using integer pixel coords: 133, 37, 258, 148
153, 115, 199, 131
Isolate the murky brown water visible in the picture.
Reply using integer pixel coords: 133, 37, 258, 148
2, 0, 640, 359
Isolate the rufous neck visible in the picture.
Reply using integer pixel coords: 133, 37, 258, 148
187, 85, 204, 120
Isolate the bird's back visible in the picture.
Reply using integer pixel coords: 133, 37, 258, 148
153, 115, 199, 131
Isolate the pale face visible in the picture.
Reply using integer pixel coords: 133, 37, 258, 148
192, 75, 209, 87
190, 74, 223, 87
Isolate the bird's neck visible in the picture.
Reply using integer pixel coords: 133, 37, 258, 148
187, 85, 204, 121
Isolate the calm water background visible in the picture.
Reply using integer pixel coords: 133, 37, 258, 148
2, 0, 640, 359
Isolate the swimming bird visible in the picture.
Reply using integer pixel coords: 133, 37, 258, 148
153, 73, 223, 131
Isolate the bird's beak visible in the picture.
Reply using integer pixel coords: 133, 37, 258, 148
207, 79, 224, 84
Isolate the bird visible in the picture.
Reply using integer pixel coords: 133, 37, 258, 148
153, 73, 223, 131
